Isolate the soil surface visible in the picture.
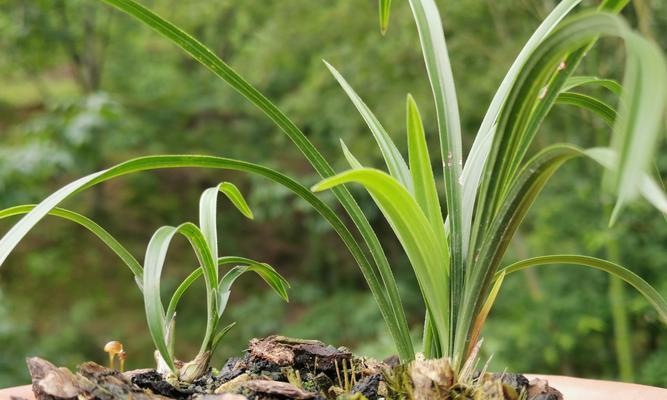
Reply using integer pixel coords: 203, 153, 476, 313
20, 336, 562, 400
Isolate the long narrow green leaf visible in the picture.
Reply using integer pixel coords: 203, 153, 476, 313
406, 94, 447, 250
458, 145, 581, 359
562, 76, 622, 94
313, 168, 450, 350
422, 313, 441, 359
408, 0, 463, 352
458, 143, 667, 358
379, 0, 392, 35
0, 171, 105, 266
338, 140, 446, 360
609, 34, 667, 217
461, 0, 582, 257
218, 262, 289, 317
0, 205, 143, 281
143, 222, 216, 373
556, 92, 617, 126
480, 12, 666, 234
511, 0, 629, 192
343, 126, 449, 358
97, 0, 413, 359
341, 132, 450, 357
467, 270, 505, 356
325, 61, 412, 191
585, 148, 667, 214
165, 255, 283, 323
166, 267, 203, 323
340, 139, 449, 358
466, 1, 627, 271
211, 322, 237, 353
498, 255, 667, 323
340, 140, 364, 169
199, 182, 253, 270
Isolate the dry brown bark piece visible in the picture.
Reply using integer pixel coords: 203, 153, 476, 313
25, 357, 171, 400
76, 361, 138, 400
248, 337, 295, 366
247, 335, 352, 375
122, 368, 154, 380
527, 378, 563, 400
26, 357, 82, 400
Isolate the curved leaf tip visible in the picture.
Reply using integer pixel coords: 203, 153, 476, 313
218, 182, 254, 220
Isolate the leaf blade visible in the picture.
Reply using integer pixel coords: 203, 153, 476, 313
461, 0, 583, 258
379, 0, 392, 35
199, 182, 254, 269
408, 0, 464, 354
556, 92, 617, 126
218, 261, 289, 317
0, 205, 143, 282
498, 255, 667, 323
313, 168, 450, 349
406, 94, 447, 249
325, 61, 412, 191
143, 222, 217, 370
562, 75, 622, 94
0, 155, 407, 359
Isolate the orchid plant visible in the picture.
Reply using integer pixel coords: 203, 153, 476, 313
0, 0, 665, 376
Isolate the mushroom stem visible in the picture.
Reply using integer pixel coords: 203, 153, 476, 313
119, 350, 127, 372
108, 353, 116, 369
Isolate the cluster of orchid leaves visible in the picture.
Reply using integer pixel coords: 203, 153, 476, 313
0, 183, 289, 381
315, 0, 667, 364
145, 181, 289, 382
0, 181, 289, 383
0, 0, 665, 377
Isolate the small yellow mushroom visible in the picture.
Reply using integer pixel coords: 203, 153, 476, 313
118, 350, 127, 372
104, 341, 124, 370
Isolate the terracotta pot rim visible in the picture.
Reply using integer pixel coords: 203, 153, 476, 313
524, 374, 667, 400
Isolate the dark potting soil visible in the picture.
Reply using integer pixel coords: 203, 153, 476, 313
23, 335, 562, 400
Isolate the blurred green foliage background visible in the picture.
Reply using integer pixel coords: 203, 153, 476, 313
0, 0, 666, 388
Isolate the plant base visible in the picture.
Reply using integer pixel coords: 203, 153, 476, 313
7, 336, 570, 399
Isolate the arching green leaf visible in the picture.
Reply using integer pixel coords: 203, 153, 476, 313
562, 76, 622, 94
556, 92, 617, 126
199, 182, 254, 267
313, 168, 450, 349
0, 205, 143, 282
498, 255, 667, 324
143, 223, 216, 373
218, 261, 289, 317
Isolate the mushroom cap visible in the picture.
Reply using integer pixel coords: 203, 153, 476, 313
118, 350, 127, 359
104, 341, 124, 354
